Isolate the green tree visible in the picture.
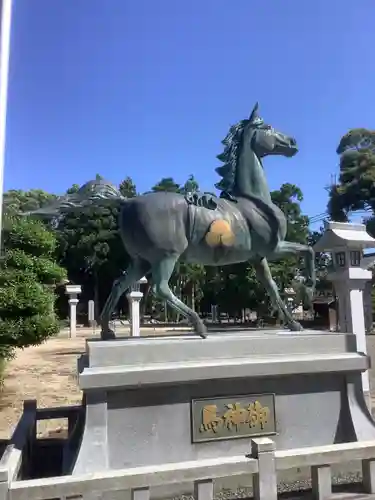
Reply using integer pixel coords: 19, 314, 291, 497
0, 216, 67, 357
268, 183, 309, 296
216, 264, 266, 318
271, 184, 309, 243
151, 177, 181, 193
66, 184, 81, 195
119, 176, 137, 198
172, 261, 206, 314
3, 189, 57, 216
181, 174, 199, 194
56, 201, 128, 317
328, 128, 375, 224
307, 228, 331, 293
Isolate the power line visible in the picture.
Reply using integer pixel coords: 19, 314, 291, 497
308, 210, 373, 226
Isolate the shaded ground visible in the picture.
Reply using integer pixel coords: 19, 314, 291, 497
1, 330, 375, 439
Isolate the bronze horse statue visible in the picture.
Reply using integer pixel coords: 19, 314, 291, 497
27, 103, 316, 339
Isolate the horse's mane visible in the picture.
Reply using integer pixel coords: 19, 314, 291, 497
215, 119, 249, 197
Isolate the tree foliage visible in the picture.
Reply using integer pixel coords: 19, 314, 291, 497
328, 128, 375, 229
3, 189, 57, 215
0, 216, 66, 356
181, 174, 199, 194
119, 177, 137, 198
268, 183, 309, 299
151, 177, 181, 193
56, 201, 128, 314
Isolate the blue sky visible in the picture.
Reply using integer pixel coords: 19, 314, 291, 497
4, 0, 375, 227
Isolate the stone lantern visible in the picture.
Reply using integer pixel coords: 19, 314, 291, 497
314, 221, 375, 408
65, 284, 82, 338
126, 276, 148, 337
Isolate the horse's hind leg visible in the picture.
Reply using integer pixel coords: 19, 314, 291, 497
150, 255, 207, 339
100, 258, 150, 340
253, 257, 302, 331
269, 240, 316, 309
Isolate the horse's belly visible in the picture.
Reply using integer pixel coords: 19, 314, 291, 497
183, 245, 253, 266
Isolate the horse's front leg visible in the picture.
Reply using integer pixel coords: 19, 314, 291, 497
269, 241, 316, 309
253, 257, 303, 331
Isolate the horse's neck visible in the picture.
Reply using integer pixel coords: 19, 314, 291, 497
232, 140, 286, 249
233, 143, 272, 203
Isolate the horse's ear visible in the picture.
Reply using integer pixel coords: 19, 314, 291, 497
249, 102, 259, 123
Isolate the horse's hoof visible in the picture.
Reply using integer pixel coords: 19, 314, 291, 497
288, 321, 303, 332
101, 329, 116, 340
195, 324, 208, 339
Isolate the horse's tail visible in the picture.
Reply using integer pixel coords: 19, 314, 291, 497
22, 181, 127, 218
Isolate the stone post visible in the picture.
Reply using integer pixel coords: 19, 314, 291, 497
88, 299, 95, 327
251, 437, 277, 500
314, 222, 375, 410
284, 287, 295, 313
211, 304, 218, 323
65, 284, 82, 338
126, 277, 147, 337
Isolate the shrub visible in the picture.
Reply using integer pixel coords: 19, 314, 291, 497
0, 216, 66, 350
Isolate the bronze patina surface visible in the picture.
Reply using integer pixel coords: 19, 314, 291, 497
26, 103, 316, 340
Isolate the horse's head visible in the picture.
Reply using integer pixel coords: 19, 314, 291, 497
245, 103, 298, 159
215, 104, 298, 199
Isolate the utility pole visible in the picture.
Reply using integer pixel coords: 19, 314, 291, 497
0, 0, 13, 251
324, 173, 337, 194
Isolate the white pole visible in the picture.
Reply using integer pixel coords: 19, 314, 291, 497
0, 0, 13, 249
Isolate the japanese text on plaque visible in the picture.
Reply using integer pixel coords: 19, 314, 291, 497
200, 401, 270, 435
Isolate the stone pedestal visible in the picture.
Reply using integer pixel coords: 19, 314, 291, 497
65, 285, 82, 338
70, 330, 375, 494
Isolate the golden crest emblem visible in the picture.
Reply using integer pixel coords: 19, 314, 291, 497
205, 219, 235, 247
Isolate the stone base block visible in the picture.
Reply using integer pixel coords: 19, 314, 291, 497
70, 330, 375, 494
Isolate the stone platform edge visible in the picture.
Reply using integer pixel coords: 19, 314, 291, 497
78, 352, 369, 390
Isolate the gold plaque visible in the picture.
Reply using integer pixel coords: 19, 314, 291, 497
191, 394, 276, 443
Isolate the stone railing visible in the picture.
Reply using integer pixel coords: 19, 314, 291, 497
2, 401, 375, 500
